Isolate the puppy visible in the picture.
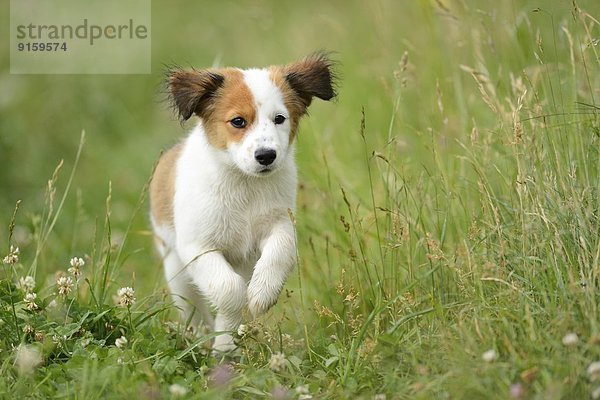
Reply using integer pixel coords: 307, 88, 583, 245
150, 54, 336, 351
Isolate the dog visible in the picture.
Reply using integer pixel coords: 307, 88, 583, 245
149, 54, 336, 351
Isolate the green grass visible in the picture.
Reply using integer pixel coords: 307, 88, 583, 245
1, 0, 600, 398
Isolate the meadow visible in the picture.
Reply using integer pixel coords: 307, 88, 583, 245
1, 0, 599, 398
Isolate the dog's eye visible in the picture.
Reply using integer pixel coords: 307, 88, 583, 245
230, 117, 247, 129
273, 114, 286, 125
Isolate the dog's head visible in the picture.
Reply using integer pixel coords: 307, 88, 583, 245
167, 53, 337, 177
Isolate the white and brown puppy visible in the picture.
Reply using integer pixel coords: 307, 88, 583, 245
150, 54, 336, 351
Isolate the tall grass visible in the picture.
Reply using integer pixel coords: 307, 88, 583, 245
1, 1, 599, 398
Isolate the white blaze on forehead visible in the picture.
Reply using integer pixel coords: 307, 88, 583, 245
242, 68, 286, 114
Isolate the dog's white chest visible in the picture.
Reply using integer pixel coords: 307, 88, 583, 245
172, 129, 296, 268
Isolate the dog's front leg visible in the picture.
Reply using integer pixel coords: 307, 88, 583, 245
179, 246, 247, 352
247, 220, 296, 318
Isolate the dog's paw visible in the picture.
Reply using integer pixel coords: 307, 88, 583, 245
246, 282, 279, 318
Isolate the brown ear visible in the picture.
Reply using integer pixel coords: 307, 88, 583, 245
284, 53, 337, 109
167, 68, 224, 121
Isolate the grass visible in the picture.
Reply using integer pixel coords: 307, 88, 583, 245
1, 0, 600, 398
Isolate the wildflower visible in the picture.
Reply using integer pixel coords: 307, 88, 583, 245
117, 357, 124, 365
22, 324, 35, 335
272, 386, 291, 400
115, 336, 128, 349
168, 384, 188, 397
296, 385, 313, 399
117, 287, 136, 307
56, 276, 73, 296
237, 324, 249, 338
34, 331, 44, 342
269, 352, 286, 372
592, 386, 600, 400
562, 332, 579, 346
68, 257, 85, 278
372, 395, 386, 400
588, 361, 600, 382
295, 385, 310, 395
482, 349, 498, 363
17, 276, 35, 293
509, 383, 525, 399
208, 364, 234, 387
14, 344, 42, 375
47, 299, 58, 309
23, 292, 38, 311
2, 245, 20, 265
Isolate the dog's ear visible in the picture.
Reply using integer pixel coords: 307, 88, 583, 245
167, 68, 225, 121
283, 53, 337, 109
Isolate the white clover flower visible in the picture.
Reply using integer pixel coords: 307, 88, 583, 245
588, 361, 600, 382
34, 331, 44, 342
3, 245, 20, 265
14, 344, 42, 375
117, 287, 136, 307
169, 384, 188, 397
117, 357, 124, 365
296, 385, 313, 399
372, 394, 386, 400
17, 276, 35, 293
70, 257, 85, 268
47, 299, 58, 309
592, 386, 600, 400
115, 336, 128, 349
237, 324, 249, 338
23, 292, 38, 311
562, 332, 579, 346
56, 276, 73, 296
22, 324, 35, 335
269, 352, 286, 372
482, 349, 498, 363
68, 257, 85, 278
295, 385, 310, 395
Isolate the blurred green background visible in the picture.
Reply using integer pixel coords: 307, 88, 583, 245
0, 0, 598, 292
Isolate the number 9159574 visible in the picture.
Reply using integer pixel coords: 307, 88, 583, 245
17, 42, 67, 52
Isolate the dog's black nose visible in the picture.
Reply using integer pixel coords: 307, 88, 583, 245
254, 148, 277, 166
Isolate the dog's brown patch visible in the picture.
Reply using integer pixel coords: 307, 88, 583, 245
168, 69, 224, 122
202, 68, 257, 149
269, 68, 304, 143
150, 142, 183, 227
269, 53, 337, 143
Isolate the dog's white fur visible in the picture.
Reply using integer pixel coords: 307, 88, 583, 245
150, 55, 335, 351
